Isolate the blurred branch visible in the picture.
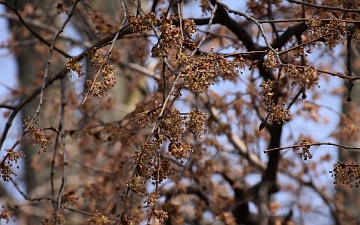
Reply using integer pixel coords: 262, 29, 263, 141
0, 12, 58, 33
0, 27, 132, 153
119, 62, 160, 80
10, 179, 53, 202
206, 104, 266, 170
0, 1, 71, 58
282, 169, 341, 225
0, 104, 16, 110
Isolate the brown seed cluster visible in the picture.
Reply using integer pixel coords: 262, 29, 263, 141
0, 149, 22, 181
287, 65, 319, 89
88, 51, 117, 97
178, 50, 245, 92
22, 116, 53, 152
151, 14, 188, 59
263, 50, 279, 70
297, 138, 312, 161
330, 162, 360, 188
305, 16, 352, 47
129, 12, 160, 35
259, 80, 290, 124
65, 57, 85, 78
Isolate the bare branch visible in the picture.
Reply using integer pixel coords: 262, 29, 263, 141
288, 0, 360, 13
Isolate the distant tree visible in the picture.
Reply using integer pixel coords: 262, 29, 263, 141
0, 0, 360, 224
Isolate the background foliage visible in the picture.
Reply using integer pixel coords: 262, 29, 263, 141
0, 0, 360, 224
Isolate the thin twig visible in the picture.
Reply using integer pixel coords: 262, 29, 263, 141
288, 0, 360, 13
81, 34, 120, 105
281, 169, 341, 225
192, 1, 218, 55
267, 0, 279, 39
68, 158, 115, 175
224, 50, 268, 57
258, 18, 360, 24
50, 2, 83, 213
264, 142, 360, 152
51, 122, 62, 211
146, 149, 162, 225
81, 0, 128, 106
55, 75, 67, 224
7, 1, 80, 220
281, 64, 360, 80
217, 2, 282, 65
278, 33, 332, 55
63, 206, 119, 221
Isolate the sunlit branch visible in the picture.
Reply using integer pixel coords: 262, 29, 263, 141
161, 62, 166, 104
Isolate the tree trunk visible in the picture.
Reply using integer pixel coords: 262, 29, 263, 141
338, 43, 360, 224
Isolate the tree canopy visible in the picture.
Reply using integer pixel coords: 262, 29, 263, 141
1, 0, 360, 224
